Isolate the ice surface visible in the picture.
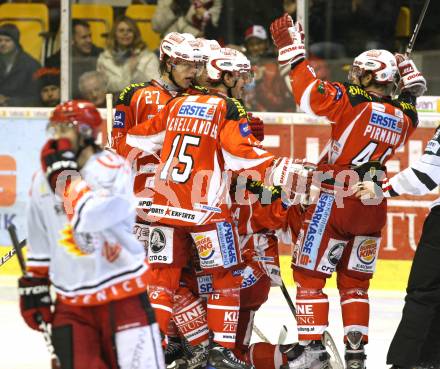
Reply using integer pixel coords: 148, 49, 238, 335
0, 276, 404, 369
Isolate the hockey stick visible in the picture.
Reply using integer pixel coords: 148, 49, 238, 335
253, 324, 270, 343
406, 0, 430, 55
280, 281, 344, 369
278, 325, 288, 345
7, 225, 61, 369
106, 93, 113, 148
0, 238, 26, 268
253, 324, 288, 344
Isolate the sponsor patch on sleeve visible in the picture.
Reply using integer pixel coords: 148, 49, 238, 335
333, 83, 343, 101
239, 123, 251, 137
113, 111, 125, 128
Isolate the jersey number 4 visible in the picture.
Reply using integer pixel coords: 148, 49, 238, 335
351, 142, 393, 166
160, 134, 201, 183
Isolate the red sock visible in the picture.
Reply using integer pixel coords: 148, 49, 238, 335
249, 342, 287, 369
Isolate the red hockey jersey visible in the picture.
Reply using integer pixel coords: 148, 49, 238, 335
112, 80, 176, 219
290, 60, 418, 168
126, 94, 276, 226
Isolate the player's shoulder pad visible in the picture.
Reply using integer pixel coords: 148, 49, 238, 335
344, 83, 375, 106
116, 82, 150, 106
391, 92, 418, 127
424, 125, 440, 156
225, 98, 248, 121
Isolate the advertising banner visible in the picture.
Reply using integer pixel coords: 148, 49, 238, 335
0, 108, 438, 264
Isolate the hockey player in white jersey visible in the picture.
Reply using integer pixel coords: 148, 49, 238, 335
18, 100, 165, 369
353, 126, 440, 368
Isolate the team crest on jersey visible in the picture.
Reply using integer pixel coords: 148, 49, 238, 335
59, 224, 90, 256
113, 111, 125, 128
177, 102, 215, 121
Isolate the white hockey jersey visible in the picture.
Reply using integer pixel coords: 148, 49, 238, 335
26, 150, 149, 306
383, 126, 440, 209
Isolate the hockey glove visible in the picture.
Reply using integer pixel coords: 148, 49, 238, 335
247, 113, 264, 141
41, 138, 79, 193
270, 14, 305, 66
270, 158, 315, 205
18, 276, 53, 331
395, 53, 427, 97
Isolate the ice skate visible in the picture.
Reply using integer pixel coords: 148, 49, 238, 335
344, 331, 366, 369
280, 341, 330, 369
165, 337, 185, 365
185, 342, 209, 369
207, 343, 255, 369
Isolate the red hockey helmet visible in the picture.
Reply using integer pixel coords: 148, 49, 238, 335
49, 100, 102, 140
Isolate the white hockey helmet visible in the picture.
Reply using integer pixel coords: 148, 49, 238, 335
205, 47, 253, 82
193, 38, 221, 62
159, 32, 198, 63
350, 49, 398, 84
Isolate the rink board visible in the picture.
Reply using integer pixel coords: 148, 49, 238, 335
0, 108, 439, 290
0, 248, 412, 290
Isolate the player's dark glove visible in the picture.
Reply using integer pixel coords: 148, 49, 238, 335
41, 138, 78, 193
18, 276, 53, 331
247, 113, 264, 141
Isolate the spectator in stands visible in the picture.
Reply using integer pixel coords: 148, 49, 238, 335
97, 15, 160, 95
78, 71, 107, 108
244, 25, 272, 64
46, 20, 103, 98
242, 25, 293, 112
216, 0, 283, 44
33, 67, 61, 107
0, 24, 40, 106
152, 0, 222, 38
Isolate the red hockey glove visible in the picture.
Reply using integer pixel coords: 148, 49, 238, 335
270, 14, 305, 66
247, 112, 264, 141
395, 53, 427, 97
18, 276, 53, 331
41, 138, 78, 193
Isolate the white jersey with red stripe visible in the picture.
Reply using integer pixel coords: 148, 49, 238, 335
26, 150, 149, 306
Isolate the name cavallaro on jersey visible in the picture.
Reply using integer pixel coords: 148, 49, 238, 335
166, 115, 219, 139
364, 110, 403, 145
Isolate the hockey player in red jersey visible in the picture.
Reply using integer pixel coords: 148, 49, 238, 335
270, 13, 426, 369
111, 32, 214, 366
19, 100, 165, 369
125, 45, 312, 369
112, 31, 202, 226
